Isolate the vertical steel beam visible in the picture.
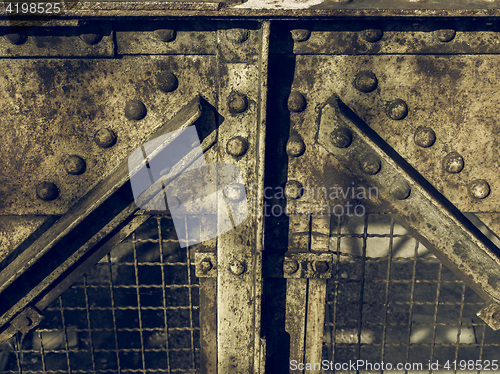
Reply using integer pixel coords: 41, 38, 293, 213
216, 21, 269, 373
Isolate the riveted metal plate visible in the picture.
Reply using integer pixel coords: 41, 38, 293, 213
273, 20, 500, 55
0, 23, 114, 57
317, 96, 500, 325
116, 21, 216, 55
0, 56, 216, 215
285, 54, 500, 214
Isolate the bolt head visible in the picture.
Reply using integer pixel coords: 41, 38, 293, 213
156, 72, 178, 93
435, 29, 456, 42
386, 99, 408, 120
36, 182, 59, 201
414, 126, 436, 148
285, 180, 303, 199
228, 93, 248, 114
125, 100, 147, 121
5, 32, 27, 45
330, 127, 353, 148
390, 181, 411, 200
313, 260, 329, 274
229, 260, 246, 276
287, 91, 307, 113
443, 152, 464, 173
470, 179, 490, 199
226, 136, 249, 157
361, 28, 383, 42
283, 259, 299, 274
291, 29, 311, 42
223, 183, 246, 203
353, 71, 378, 93
286, 134, 306, 157
226, 28, 249, 43
199, 259, 213, 274
64, 155, 86, 175
155, 29, 176, 42
359, 155, 381, 175
94, 128, 117, 148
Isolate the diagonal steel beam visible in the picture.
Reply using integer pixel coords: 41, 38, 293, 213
317, 95, 500, 330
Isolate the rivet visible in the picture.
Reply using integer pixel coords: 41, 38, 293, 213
330, 128, 352, 148
156, 72, 178, 93
286, 134, 306, 157
94, 128, 117, 148
223, 183, 246, 203
470, 179, 490, 199
36, 182, 59, 201
386, 99, 408, 120
287, 91, 307, 112
285, 180, 303, 199
313, 260, 329, 274
226, 136, 249, 157
283, 259, 299, 274
79, 32, 101, 45
390, 181, 411, 200
64, 155, 86, 175
353, 71, 378, 93
361, 29, 383, 42
5, 32, 27, 45
199, 258, 213, 274
435, 29, 456, 42
228, 93, 248, 114
443, 152, 464, 174
229, 260, 246, 276
226, 28, 249, 43
359, 154, 381, 175
155, 29, 176, 42
124, 100, 147, 121
414, 126, 436, 148
291, 29, 311, 42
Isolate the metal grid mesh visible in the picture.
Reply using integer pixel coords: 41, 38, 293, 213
2, 216, 200, 374
324, 213, 500, 373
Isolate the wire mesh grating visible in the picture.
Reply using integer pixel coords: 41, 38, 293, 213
2, 216, 200, 374
323, 213, 500, 373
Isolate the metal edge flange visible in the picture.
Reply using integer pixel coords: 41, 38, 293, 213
477, 301, 500, 331
316, 95, 500, 329
195, 252, 217, 278
283, 252, 333, 279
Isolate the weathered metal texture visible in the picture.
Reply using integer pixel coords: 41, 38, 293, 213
273, 20, 500, 55
12, 0, 500, 18
284, 53, 500, 214
115, 21, 216, 55
0, 56, 216, 215
317, 95, 500, 329
0, 216, 49, 262
0, 98, 212, 343
215, 20, 268, 373
0, 23, 114, 57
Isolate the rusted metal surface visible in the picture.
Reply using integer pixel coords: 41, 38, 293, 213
0, 56, 216, 216
0, 97, 214, 344
285, 53, 500, 214
317, 95, 500, 329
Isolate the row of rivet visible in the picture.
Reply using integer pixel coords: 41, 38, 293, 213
4, 27, 250, 47
283, 259, 329, 275
36, 71, 181, 201
351, 70, 490, 199
329, 126, 490, 200
290, 28, 457, 43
